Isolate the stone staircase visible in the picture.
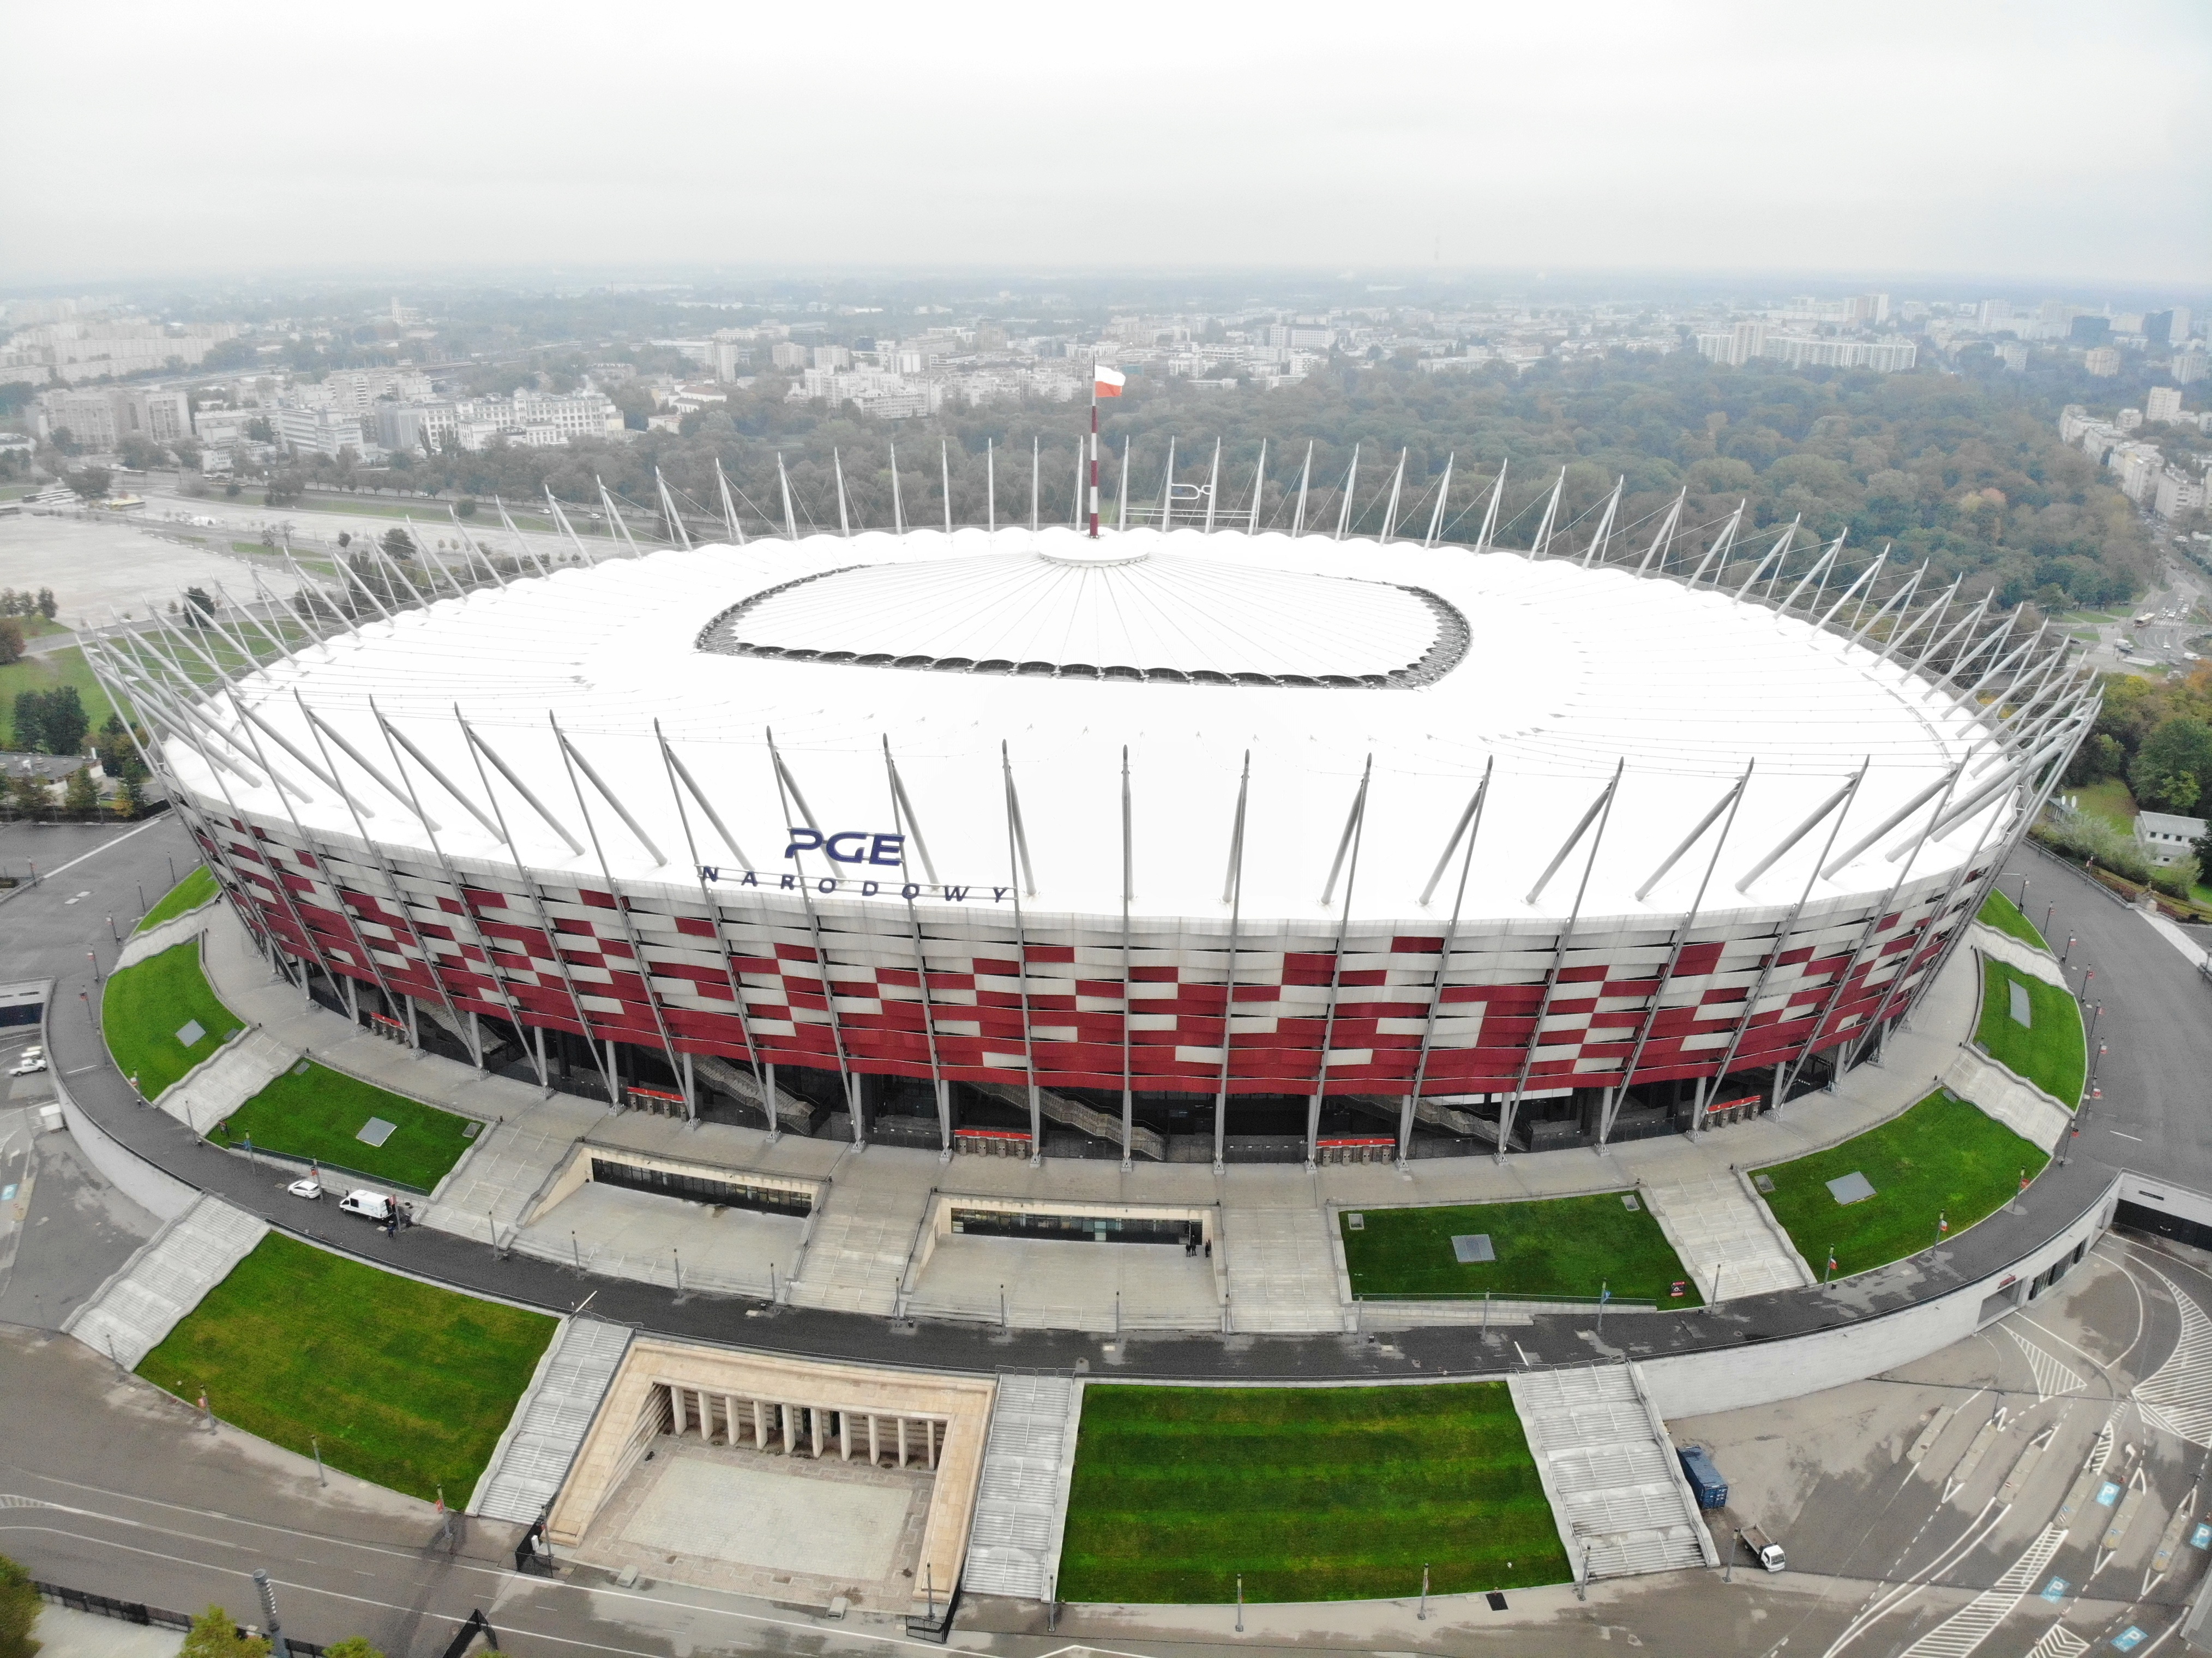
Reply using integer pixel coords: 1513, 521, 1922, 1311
470, 1317, 633, 1522
1643, 1174, 1813, 1301
961, 1374, 1081, 1601
972, 1080, 1166, 1161
154, 1029, 297, 1133
66, 1193, 268, 1369
1508, 1363, 1716, 1582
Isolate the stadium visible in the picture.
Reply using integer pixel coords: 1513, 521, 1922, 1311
98, 477, 2092, 1171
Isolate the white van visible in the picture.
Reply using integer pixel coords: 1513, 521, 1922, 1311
338, 1190, 393, 1222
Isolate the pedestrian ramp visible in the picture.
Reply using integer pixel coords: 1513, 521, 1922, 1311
1944, 1048, 2073, 1152
155, 1029, 296, 1131
1507, 1363, 1717, 1582
1643, 1174, 1813, 1301
1968, 924, 2066, 988
116, 911, 212, 971
960, 1373, 1082, 1601
470, 1317, 633, 1522
1220, 1205, 1346, 1332
65, 1193, 267, 1369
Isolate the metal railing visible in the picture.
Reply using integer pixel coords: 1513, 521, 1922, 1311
34, 1583, 327, 1657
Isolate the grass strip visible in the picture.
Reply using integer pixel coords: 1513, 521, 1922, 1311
102, 940, 245, 1098
1339, 1191, 1702, 1306
210, 1060, 478, 1192
1058, 1382, 1567, 1603
1975, 957, 2087, 1107
1753, 1088, 2048, 1280
137, 865, 219, 932
1976, 888, 2049, 952
137, 1233, 555, 1503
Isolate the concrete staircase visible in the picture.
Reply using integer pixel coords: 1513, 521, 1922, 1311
1968, 923, 2066, 987
1508, 1363, 1717, 1582
786, 1161, 930, 1317
116, 911, 213, 972
1220, 1205, 1346, 1332
470, 1317, 633, 1522
1643, 1174, 1814, 1302
65, 1193, 268, 1369
961, 1374, 1081, 1601
1944, 1048, 2073, 1152
972, 1080, 1167, 1161
154, 1029, 297, 1133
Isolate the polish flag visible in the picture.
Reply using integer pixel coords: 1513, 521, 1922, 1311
1093, 363, 1126, 398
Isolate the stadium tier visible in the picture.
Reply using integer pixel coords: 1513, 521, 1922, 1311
104, 516, 2089, 1164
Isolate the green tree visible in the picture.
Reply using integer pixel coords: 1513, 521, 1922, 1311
119, 436, 166, 471
34, 589, 54, 621
13, 687, 88, 756
6, 773, 47, 816
2129, 717, 2212, 814
63, 766, 97, 812
64, 466, 111, 502
0, 1551, 38, 1658
0, 618, 20, 666
179, 1607, 268, 1658
244, 416, 274, 443
380, 526, 416, 560
319, 1639, 384, 1658
183, 586, 217, 623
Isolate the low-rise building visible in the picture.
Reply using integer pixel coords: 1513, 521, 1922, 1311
269, 406, 366, 458
2136, 811, 2205, 867
2147, 386, 2185, 423
2155, 466, 2207, 521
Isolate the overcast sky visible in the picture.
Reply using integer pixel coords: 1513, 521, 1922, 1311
7, 0, 2207, 291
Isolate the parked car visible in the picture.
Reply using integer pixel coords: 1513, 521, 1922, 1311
286, 1178, 324, 1201
1676, 1444, 1728, 1509
9, 1054, 47, 1076
1739, 1524, 1786, 1573
337, 1190, 393, 1222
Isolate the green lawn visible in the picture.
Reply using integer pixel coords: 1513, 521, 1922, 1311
1339, 1192, 1703, 1307
210, 1060, 477, 1192
1753, 1089, 2048, 1280
1058, 1383, 1567, 1603
1976, 958, 2087, 1107
137, 864, 219, 932
2069, 776, 2136, 830
0, 644, 115, 748
1977, 888, 2049, 952
137, 1233, 555, 1503
102, 940, 245, 1098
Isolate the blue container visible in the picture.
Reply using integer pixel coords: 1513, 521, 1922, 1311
1677, 1444, 1728, 1509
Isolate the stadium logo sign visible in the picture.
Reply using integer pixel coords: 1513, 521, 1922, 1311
697, 827, 1014, 904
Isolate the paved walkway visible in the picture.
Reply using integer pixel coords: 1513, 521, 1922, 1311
1643, 1174, 1814, 1301
1967, 920, 2067, 987
176, 898, 2012, 1335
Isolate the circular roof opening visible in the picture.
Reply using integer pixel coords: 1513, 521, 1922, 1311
700, 525, 1467, 687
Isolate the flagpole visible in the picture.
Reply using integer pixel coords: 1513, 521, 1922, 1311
1089, 367, 1101, 539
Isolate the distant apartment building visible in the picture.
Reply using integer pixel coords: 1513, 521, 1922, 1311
769, 341, 809, 370
4, 319, 243, 383
1999, 341, 2029, 371
812, 344, 852, 371
2154, 467, 2206, 521
1694, 321, 1767, 367
711, 334, 753, 381
369, 390, 618, 455
270, 406, 368, 458
794, 368, 942, 418
2084, 346, 2121, 377
2107, 441, 2164, 504
34, 385, 194, 447
1699, 327, 1914, 373
295, 369, 432, 416
2147, 386, 2186, 423
2116, 407, 2143, 432
2175, 349, 2208, 387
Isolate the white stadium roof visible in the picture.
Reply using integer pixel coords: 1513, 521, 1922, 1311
164, 525, 2020, 926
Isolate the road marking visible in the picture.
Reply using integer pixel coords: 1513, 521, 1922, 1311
2133, 1266, 2212, 1448
2107, 1131, 2142, 1142
2023, 1626, 2089, 1658
2010, 1329, 2088, 1402
1892, 1520, 2069, 1658
27, 818, 172, 882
